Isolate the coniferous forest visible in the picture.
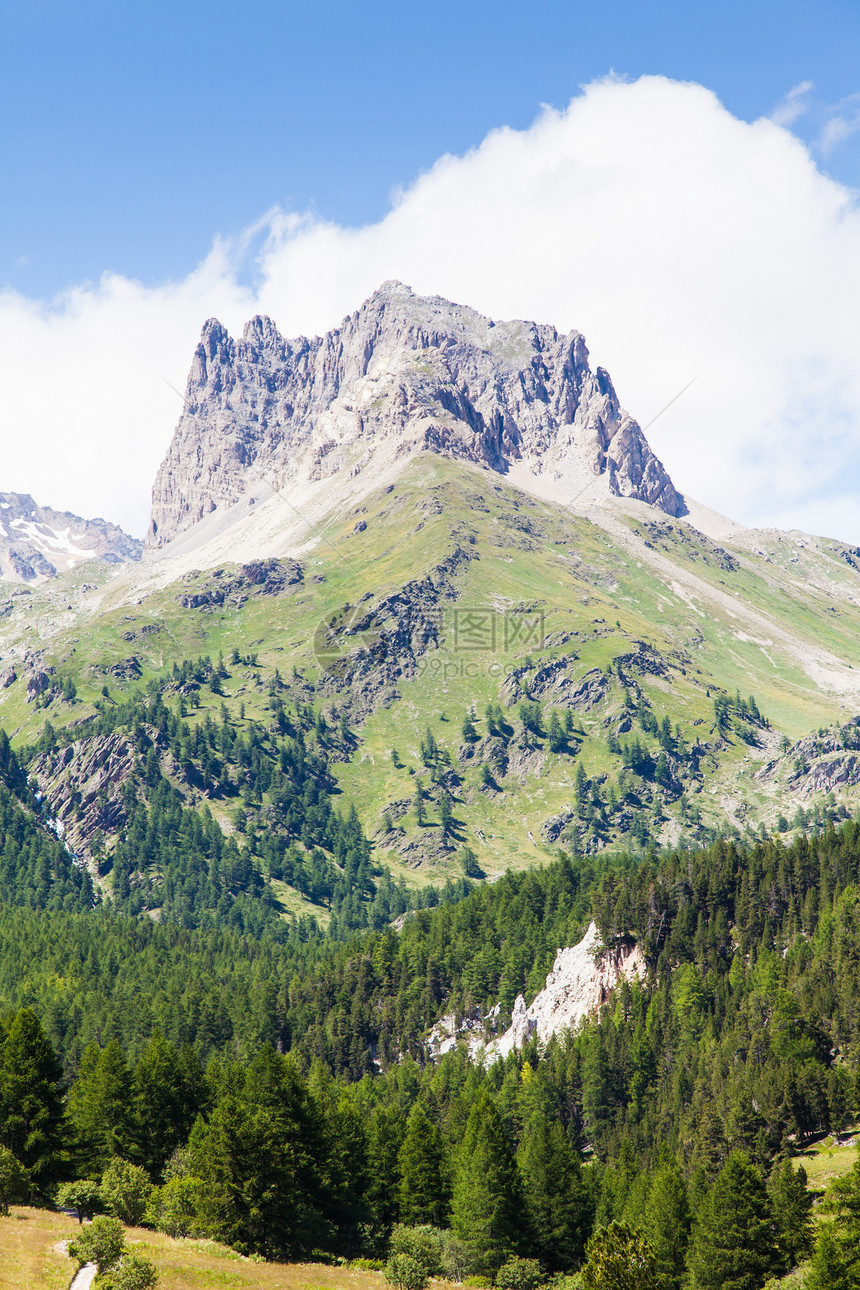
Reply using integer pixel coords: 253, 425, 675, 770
2, 691, 860, 1288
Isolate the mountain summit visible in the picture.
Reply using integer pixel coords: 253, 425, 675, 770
147, 282, 683, 552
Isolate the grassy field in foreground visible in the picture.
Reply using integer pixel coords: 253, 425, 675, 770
0, 1207, 450, 1290
0, 1207, 79, 1290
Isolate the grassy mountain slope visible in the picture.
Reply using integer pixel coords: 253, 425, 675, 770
2, 456, 860, 922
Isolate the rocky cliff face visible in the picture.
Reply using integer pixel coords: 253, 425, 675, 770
147, 282, 684, 550
489, 920, 645, 1060
0, 492, 142, 584
426, 920, 645, 1062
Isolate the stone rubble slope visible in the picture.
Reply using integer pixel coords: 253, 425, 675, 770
427, 920, 645, 1062
147, 281, 683, 553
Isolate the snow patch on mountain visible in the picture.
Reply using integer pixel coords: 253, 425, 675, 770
0, 493, 141, 584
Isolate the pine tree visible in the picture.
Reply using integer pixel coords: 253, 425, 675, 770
398, 1104, 448, 1228
366, 1104, 406, 1238
547, 711, 564, 753
68, 1041, 137, 1175
133, 1033, 204, 1180
413, 786, 426, 826
0, 1007, 68, 1189
450, 1090, 524, 1274
767, 1157, 814, 1270
645, 1163, 691, 1290
806, 1222, 858, 1290
517, 1114, 587, 1270
806, 1151, 860, 1289
688, 1150, 781, 1290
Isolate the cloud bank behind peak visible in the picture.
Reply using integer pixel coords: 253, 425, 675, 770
2, 75, 860, 541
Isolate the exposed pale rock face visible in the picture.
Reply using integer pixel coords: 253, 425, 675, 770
0, 492, 142, 584
489, 920, 645, 1059
423, 920, 645, 1063
147, 282, 683, 550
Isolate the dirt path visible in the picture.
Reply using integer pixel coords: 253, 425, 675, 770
68, 1263, 97, 1290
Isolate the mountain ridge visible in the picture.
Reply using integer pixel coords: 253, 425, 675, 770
146, 281, 684, 554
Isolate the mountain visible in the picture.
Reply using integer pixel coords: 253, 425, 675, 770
2, 284, 860, 930
146, 281, 683, 555
2, 285, 860, 1281
0, 491, 142, 585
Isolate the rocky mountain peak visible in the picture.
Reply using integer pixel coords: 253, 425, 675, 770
147, 285, 684, 552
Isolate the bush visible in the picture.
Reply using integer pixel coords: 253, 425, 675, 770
97, 1253, 158, 1290
464, 1278, 492, 1287
350, 1259, 385, 1271
101, 1158, 154, 1227
68, 1215, 126, 1273
580, 1222, 658, 1290
0, 1146, 28, 1216
384, 1253, 429, 1290
496, 1258, 545, 1290
56, 1179, 103, 1223
388, 1224, 445, 1278
439, 1234, 472, 1282
146, 1174, 208, 1238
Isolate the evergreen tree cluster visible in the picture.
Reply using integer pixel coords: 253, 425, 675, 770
2, 1003, 855, 1288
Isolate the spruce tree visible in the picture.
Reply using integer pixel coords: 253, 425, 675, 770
399, 1104, 448, 1228
450, 1090, 525, 1275
0, 1007, 68, 1188
517, 1115, 587, 1270
688, 1150, 781, 1290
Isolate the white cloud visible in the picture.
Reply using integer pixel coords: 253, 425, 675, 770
2, 74, 860, 543
818, 92, 860, 154
771, 80, 814, 128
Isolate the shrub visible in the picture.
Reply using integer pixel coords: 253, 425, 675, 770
147, 1174, 208, 1238
388, 1224, 445, 1278
496, 1258, 545, 1290
0, 1147, 28, 1216
97, 1253, 158, 1290
384, 1253, 429, 1290
101, 1158, 154, 1226
68, 1215, 126, 1273
56, 1178, 103, 1223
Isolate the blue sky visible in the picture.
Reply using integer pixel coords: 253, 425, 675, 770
2, 1, 860, 541
3, 0, 860, 297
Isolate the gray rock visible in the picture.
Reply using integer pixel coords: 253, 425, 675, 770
147, 282, 684, 549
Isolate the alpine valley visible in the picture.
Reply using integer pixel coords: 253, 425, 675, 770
2, 284, 860, 1290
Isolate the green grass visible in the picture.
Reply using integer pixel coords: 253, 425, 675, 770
797, 1128, 860, 1196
